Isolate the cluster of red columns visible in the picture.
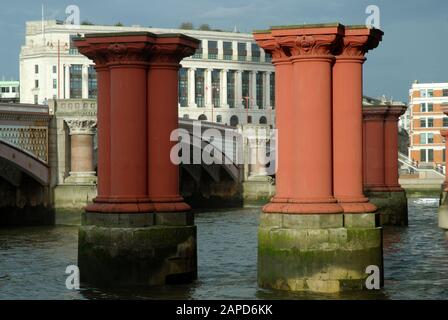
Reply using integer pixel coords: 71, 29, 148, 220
74, 33, 199, 214
363, 105, 407, 193
254, 24, 384, 215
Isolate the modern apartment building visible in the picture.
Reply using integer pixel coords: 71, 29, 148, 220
20, 20, 275, 126
408, 81, 448, 167
0, 80, 20, 103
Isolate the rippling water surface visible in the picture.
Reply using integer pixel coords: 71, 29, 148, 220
0, 198, 448, 300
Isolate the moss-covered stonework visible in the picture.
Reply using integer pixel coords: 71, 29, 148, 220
78, 212, 197, 288
439, 196, 448, 230
365, 190, 408, 226
258, 213, 383, 293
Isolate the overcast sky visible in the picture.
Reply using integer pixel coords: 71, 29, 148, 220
0, 0, 446, 101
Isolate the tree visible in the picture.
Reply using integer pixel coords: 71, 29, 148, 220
179, 22, 194, 30
198, 24, 211, 31
115, 22, 124, 27
81, 20, 94, 26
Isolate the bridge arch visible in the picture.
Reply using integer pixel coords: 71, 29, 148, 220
0, 139, 49, 186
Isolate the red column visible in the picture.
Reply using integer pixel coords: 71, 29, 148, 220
95, 65, 111, 200
253, 33, 293, 203
147, 37, 198, 212
333, 28, 382, 213
384, 105, 407, 192
75, 33, 154, 213
363, 106, 389, 192
256, 25, 344, 214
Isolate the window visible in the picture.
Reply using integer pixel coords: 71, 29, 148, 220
444, 149, 447, 163
230, 115, 239, 127
198, 114, 207, 121
443, 117, 448, 127
428, 89, 434, 97
420, 149, 434, 162
251, 43, 261, 62
192, 41, 203, 59
420, 89, 427, 98
88, 66, 97, 99
211, 69, 220, 107
69, 35, 79, 55
35, 80, 39, 89
53, 79, 57, 89
238, 43, 247, 61
247, 115, 252, 124
259, 116, 267, 124
11, 87, 16, 93
216, 115, 222, 123
242, 71, 250, 108
34, 95, 38, 104
208, 41, 218, 60
227, 70, 235, 108
178, 68, 188, 107
256, 72, 263, 108
421, 103, 433, 112
421, 118, 434, 128
195, 69, 205, 107
1, 87, 10, 93
223, 42, 232, 60
70, 64, 83, 99
270, 72, 275, 108
35, 65, 39, 74
53, 65, 57, 74
443, 89, 448, 97
420, 133, 434, 144
265, 52, 272, 63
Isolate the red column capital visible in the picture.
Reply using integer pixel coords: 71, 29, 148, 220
385, 105, 407, 121
337, 27, 383, 59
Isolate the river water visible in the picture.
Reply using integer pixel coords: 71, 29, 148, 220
0, 198, 448, 300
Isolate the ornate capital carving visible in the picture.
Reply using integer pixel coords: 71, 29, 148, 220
363, 106, 389, 121
275, 34, 339, 57
148, 43, 199, 65
65, 119, 97, 135
386, 105, 407, 121
337, 28, 383, 57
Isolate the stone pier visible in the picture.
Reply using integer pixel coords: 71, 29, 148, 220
241, 124, 275, 205
254, 24, 383, 293
74, 32, 200, 287
363, 104, 408, 226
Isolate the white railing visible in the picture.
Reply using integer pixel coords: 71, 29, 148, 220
398, 152, 445, 178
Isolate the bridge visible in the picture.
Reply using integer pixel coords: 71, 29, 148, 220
0, 101, 268, 222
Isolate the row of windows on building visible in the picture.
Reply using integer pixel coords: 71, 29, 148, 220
418, 88, 448, 98
33, 64, 97, 104
418, 117, 448, 128
182, 113, 269, 126
178, 68, 275, 108
0, 86, 18, 93
192, 41, 271, 63
419, 149, 445, 162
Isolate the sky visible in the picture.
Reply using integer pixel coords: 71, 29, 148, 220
0, 0, 447, 101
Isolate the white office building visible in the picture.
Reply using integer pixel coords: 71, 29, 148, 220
20, 20, 276, 126
0, 80, 20, 103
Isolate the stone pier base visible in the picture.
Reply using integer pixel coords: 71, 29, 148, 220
439, 196, 448, 230
243, 176, 276, 206
258, 213, 383, 293
54, 185, 97, 210
78, 211, 197, 288
365, 190, 408, 226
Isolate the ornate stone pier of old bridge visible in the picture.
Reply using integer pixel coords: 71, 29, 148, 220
0, 24, 416, 293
